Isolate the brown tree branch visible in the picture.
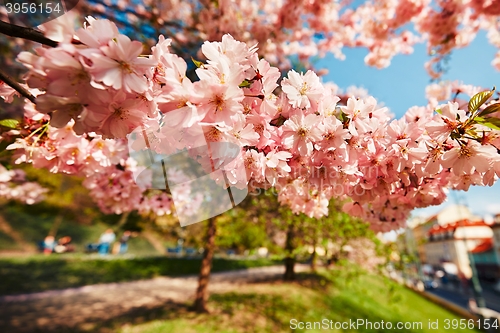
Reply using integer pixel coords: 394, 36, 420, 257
0, 20, 58, 47
0, 20, 60, 103
81, 0, 198, 31
0, 69, 36, 104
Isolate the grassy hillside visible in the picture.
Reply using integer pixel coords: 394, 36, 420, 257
0, 203, 159, 254
118, 269, 480, 333
0, 165, 164, 255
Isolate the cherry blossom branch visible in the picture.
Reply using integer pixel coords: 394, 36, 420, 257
0, 21, 59, 104
82, 0, 199, 32
141, 127, 171, 194
78, 4, 195, 60
4, 17, 500, 229
141, 127, 156, 164
0, 69, 36, 104
0, 21, 58, 47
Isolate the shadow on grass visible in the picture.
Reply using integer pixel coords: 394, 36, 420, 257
0, 270, 479, 333
208, 270, 446, 333
77, 301, 193, 333
0, 257, 280, 296
0, 301, 190, 333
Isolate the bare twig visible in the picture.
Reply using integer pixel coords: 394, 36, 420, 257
0, 20, 59, 103
83, 0, 197, 31
0, 20, 58, 47
0, 69, 36, 103
141, 126, 171, 194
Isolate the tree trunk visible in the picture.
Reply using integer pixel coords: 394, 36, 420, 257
283, 223, 296, 281
48, 214, 63, 238
310, 236, 317, 272
116, 211, 130, 229
324, 245, 330, 268
193, 217, 217, 313
0, 213, 36, 253
330, 239, 347, 265
330, 251, 340, 265
142, 229, 166, 254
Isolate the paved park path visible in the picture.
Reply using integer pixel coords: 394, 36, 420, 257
0, 264, 308, 333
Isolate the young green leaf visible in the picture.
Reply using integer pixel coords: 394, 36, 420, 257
338, 110, 347, 122
191, 57, 204, 68
465, 128, 478, 138
0, 119, 19, 129
450, 131, 461, 140
435, 108, 442, 115
475, 116, 500, 130
468, 87, 495, 113
239, 80, 252, 88
481, 122, 500, 131
478, 102, 500, 117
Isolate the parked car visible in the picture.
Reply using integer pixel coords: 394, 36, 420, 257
423, 277, 438, 289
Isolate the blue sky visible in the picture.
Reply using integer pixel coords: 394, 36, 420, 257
316, 32, 500, 219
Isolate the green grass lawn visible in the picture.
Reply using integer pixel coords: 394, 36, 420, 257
117, 269, 481, 333
0, 256, 279, 295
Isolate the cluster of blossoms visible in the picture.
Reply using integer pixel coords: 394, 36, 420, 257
1, 0, 499, 91
65, 0, 500, 78
2, 17, 500, 232
425, 80, 485, 109
343, 238, 386, 273
0, 164, 47, 205
2, 101, 200, 216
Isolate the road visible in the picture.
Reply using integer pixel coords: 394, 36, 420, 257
428, 280, 500, 313
0, 264, 308, 333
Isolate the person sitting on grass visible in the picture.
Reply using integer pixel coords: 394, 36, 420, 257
54, 236, 75, 253
118, 231, 131, 254
43, 235, 56, 255
98, 229, 116, 255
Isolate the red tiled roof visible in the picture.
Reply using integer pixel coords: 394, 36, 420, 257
427, 219, 489, 235
471, 239, 493, 254
425, 214, 438, 223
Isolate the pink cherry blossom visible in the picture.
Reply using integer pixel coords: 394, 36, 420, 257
442, 141, 497, 176
3, 19, 500, 232
281, 70, 324, 110
87, 35, 156, 93
282, 111, 323, 156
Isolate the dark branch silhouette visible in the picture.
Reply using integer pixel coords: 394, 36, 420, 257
0, 20, 58, 47
0, 20, 60, 103
0, 69, 36, 104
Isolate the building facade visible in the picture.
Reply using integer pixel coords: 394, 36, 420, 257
424, 220, 493, 279
407, 205, 479, 264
